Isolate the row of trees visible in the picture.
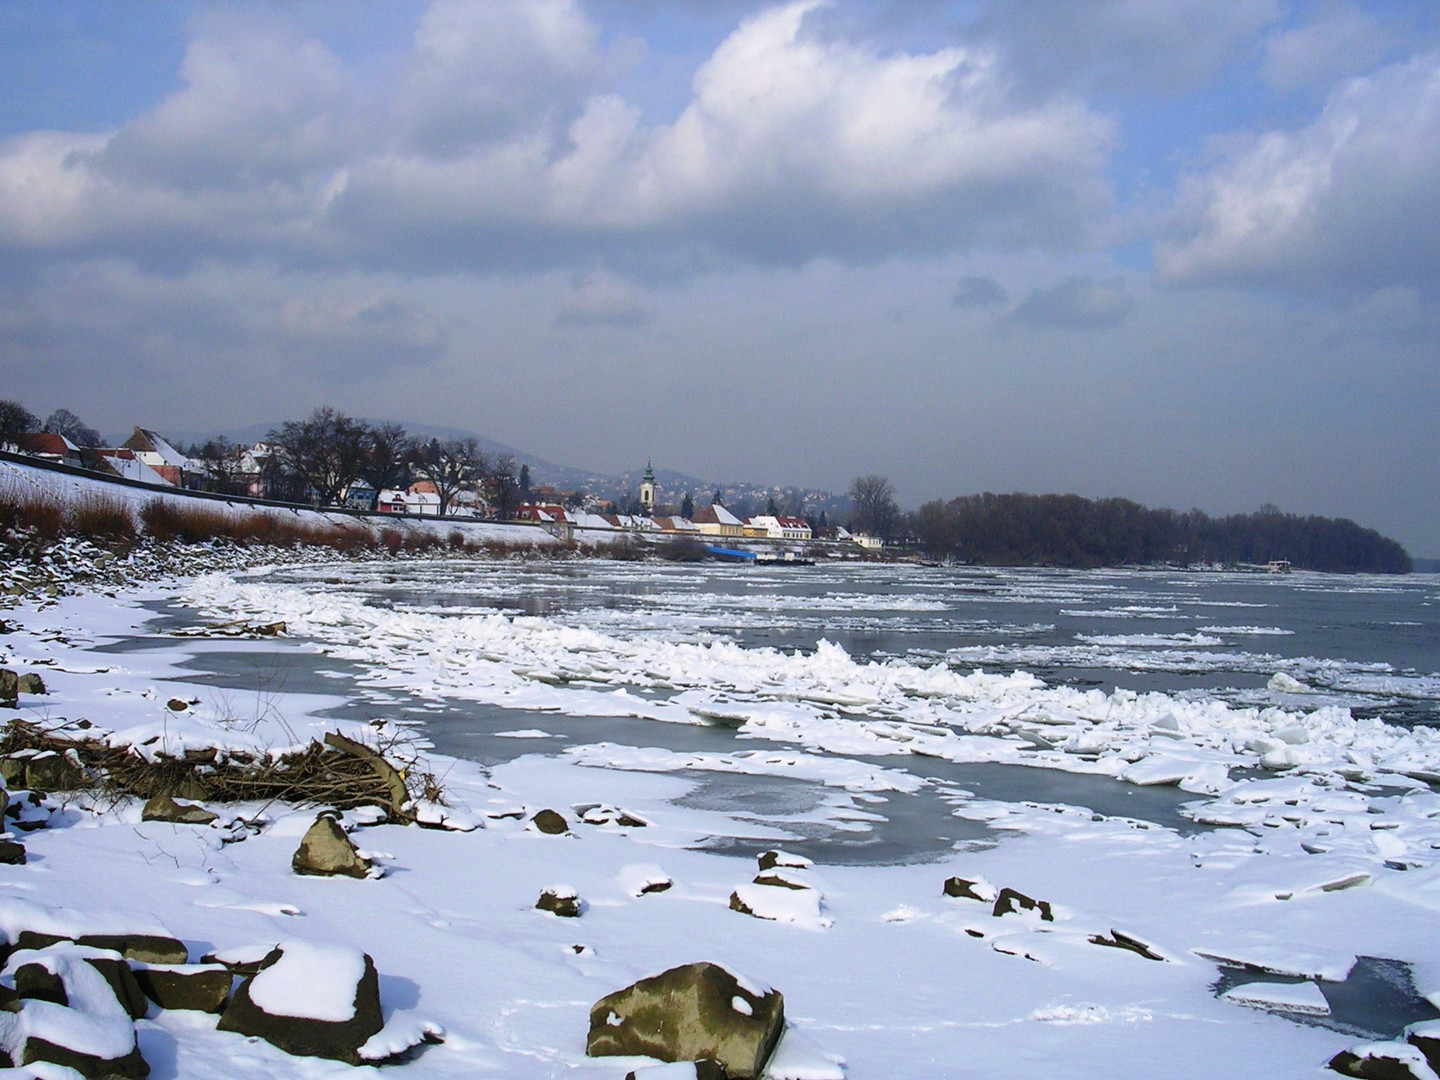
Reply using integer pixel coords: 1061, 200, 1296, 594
907, 492, 1412, 573
0, 401, 102, 447
253, 408, 522, 517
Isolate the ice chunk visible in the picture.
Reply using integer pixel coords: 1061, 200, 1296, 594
1221, 980, 1330, 1015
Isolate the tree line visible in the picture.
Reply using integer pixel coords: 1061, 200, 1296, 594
906, 492, 1412, 573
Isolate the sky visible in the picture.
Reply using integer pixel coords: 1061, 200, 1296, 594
0, 1, 1437, 555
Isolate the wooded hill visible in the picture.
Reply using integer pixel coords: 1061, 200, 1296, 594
911, 494, 1412, 573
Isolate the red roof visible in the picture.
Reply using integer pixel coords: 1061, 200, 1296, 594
14, 432, 78, 457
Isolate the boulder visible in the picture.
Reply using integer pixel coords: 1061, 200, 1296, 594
531, 809, 569, 835
76, 935, 188, 966
24, 751, 85, 793
131, 964, 232, 1013
1088, 930, 1164, 961
587, 962, 784, 1080
0, 669, 16, 709
84, 958, 150, 1021
165, 699, 189, 712
0, 839, 26, 865
756, 851, 809, 872
0, 756, 25, 786
216, 942, 383, 1065
292, 815, 371, 879
141, 795, 219, 826
1405, 1021, 1440, 1072
15, 673, 45, 696
752, 872, 807, 891
2, 948, 150, 1078
537, 887, 582, 918
992, 887, 1054, 922
1330, 1042, 1436, 1079
943, 877, 986, 901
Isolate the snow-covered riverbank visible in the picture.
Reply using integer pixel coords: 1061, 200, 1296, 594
2, 551, 1440, 1078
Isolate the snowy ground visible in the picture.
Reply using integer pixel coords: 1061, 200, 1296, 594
2, 554, 1440, 1078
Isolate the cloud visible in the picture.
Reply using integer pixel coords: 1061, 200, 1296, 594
0, 0, 1115, 276
1262, 5, 1398, 93
554, 271, 651, 328
952, 275, 1009, 309
1159, 51, 1440, 292
1010, 276, 1133, 327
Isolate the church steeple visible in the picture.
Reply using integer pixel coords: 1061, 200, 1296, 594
639, 459, 656, 514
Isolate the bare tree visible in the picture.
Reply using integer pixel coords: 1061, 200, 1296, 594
357, 422, 414, 511
848, 474, 899, 541
0, 401, 38, 445
486, 454, 522, 520
43, 408, 103, 447
196, 437, 248, 496
270, 407, 368, 507
415, 437, 485, 516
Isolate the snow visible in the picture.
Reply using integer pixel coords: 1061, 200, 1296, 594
0, 550, 1437, 1077
247, 940, 366, 1022
1220, 980, 1331, 1015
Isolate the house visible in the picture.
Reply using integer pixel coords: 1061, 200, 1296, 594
852, 534, 884, 551
12, 432, 83, 468
121, 427, 194, 486
343, 481, 377, 511
90, 448, 172, 486
691, 503, 744, 538
748, 515, 812, 541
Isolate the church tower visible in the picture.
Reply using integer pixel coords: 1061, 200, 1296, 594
639, 460, 656, 515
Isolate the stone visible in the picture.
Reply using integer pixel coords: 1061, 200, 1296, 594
141, 794, 219, 826
0, 669, 16, 708
74, 935, 189, 966
24, 751, 85, 793
85, 957, 150, 1020
531, 809, 569, 835
587, 962, 784, 1080
1088, 930, 1164, 961
537, 887, 582, 918
1406, 1022, 1440, 1072
20, 1037, 150, 1079
943, 876, 985, 901
165, 698, 189, 712
1330, 1044, 1435, 1079
626, 1061, 728, 1080
756, 851, 808, 872
292, 814, 371, 878
14, 962, 67, 1005
0, 839, 26, 865
992, 887, 1053, 922
15, 673, 45, 695
132, 964, 233, 1013
217, 944, 383, 1065
0, 756, 27, 786
752, 873, 807, 890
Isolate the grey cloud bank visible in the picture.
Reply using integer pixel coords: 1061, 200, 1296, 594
0, 0, 1436, 555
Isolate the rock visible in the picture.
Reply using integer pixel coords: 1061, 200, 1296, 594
9, 932, 187, 967
752, 872, 807, 890
756, 851, 809, 872
537, 887, 582, 918
626, 1061, 729, 1080
24, 751, 86, 793
217, 942, 383, 1065
141, 795, 219, 826
531, 809, 569, 835
587, 962, 784, 1080
1330, 1043, 1436, 1079
15, 673, 45, 695
943, 876, 986, 901
0, 839, 26, 864
131, 964, 233, 1013
0, 756, 25, 786
165, 698, 189, 712
992, 887, 1054, 922
15, 961, 68, 1005
1406, 1021, 1440, 1072
292, 814, 371, 878
200, 944, 275, 978
640, 880, 672, 895
86, 957, 150, 1020
20, 1037, 150, 1079
0, 669, 16, 708
1088, 930, 1164, 961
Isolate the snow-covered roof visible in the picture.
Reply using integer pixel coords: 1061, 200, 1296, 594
98, 451, 172, 486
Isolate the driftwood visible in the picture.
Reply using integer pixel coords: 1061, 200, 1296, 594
0, 720, 432, 822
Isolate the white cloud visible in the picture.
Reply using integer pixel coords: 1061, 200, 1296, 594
1159, 51, 1440, 291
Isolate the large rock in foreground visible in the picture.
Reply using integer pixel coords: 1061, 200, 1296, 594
291, 815, 372, 878
217, 941, 382, 1064
586, 962, 784, 1080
